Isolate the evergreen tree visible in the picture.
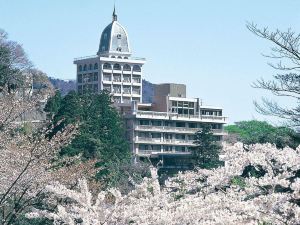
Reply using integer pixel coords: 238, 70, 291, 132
44, 90, 62, 119
48, 90, 137, 188
191, 123, 222, 169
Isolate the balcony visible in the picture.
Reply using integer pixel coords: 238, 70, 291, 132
134, 137, 195, 146
137, 150, 191, 156
135, 125, 198, 134
135, 111, 227, 123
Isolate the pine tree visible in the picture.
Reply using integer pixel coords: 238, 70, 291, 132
191, 123, 222, 169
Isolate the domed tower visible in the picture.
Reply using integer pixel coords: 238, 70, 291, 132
97, 7, 131, 57
74, 7, 146, 104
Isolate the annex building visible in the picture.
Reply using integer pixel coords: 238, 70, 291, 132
74, 8, 227, 168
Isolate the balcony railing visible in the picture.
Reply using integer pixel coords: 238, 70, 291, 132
135, 111, 227, 122
135, 125, 198, 133
135, 137, 195, 146
138, 150, 191, 156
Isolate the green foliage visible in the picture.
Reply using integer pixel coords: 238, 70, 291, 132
231, 176, 246, 188
44, 91, 62, 119
13, 215, 52, 225
47, 90, 142, 189
190, 123, 222, 169
225, 120, 300, 149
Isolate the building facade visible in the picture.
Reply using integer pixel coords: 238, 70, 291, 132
74, 8, 145, 103
122, 84, 227, 167
74, 9, 227, 168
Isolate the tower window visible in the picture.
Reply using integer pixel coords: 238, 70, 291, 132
117, 34, 122, 39
133, 65, 141, 72
116, 47, 122, 52
113, 64, 121, 70
103, 63, 111, 69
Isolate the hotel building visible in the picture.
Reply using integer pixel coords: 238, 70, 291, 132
74, 9, 227, 167
74, 8, 145, 103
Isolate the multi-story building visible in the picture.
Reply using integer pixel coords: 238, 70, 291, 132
123, 84, 227, 168
74, 8, 228, 168
73, 8, 145, 103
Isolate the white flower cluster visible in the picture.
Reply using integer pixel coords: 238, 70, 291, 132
28, 143, 300, 225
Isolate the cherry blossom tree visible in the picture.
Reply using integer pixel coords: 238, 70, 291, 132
0, 87, 83, 224
28, 143, 300, 225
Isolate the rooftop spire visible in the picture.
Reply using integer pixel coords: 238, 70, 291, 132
112, 4, 117, 21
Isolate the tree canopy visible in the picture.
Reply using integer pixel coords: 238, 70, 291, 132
225, 120, 300, 148
190, 123, 222, 169
47, 90, 148, 189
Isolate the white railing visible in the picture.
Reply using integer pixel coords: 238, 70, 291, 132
136, 111, 227, 122
74, 55, 98, 61
135, 137, 195, 145
135, 125, 199, 133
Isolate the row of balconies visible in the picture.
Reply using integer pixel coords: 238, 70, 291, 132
135, 125, 226, 135
103, 68, 142, 75
137, 150, 191, 156
102, 80, 142, 85
135, 111, 227, 123
134, 137, 196, 146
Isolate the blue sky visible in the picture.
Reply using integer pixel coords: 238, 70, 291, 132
1, 0, 299, 124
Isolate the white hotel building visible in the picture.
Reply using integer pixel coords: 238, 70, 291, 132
74, 9, 227, 167
74, 9, 145, 104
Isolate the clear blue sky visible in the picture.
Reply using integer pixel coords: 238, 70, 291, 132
1, 0, 299, 124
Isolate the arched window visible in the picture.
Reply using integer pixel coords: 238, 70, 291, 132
117, 56, 122, 59
123, 64, 131, 71
89, 64, 92, 70
83, 64, 87, 71
94, 63, 98, 70
124, 57, 128, 59
79, 65, 82, 72
111, 56, 116, 58
133, 65, 141, 72
103, 63, 111, 69
113, 64, 121, 70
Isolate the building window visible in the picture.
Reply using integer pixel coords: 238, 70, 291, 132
94, 63, 98, 70
123, 64, 131, 71
78, 74, 83, 83
78, 65, 82, 72
113, 74, 121, 82
123, 86, 131, 94
139, 120, 150, 125
117, 34, 122, 39
93, 72, 98, 81
123, 75, 131, 83
104, 33, 108, 40
83, 64, 87, 71
103, 63, 111, 69
89, 64, 92, 70
103, 84, 111, 92
132, 75, 141, 83
152, 120, 162, 126
113, 64, 121, 70
132, 87, 140, 95
133, 65, 141, 72
116, 47, 122, 52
